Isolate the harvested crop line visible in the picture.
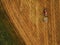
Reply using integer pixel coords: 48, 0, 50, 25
0, 0, 59, 45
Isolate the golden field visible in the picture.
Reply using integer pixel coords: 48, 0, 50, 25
1, 0, 60, 45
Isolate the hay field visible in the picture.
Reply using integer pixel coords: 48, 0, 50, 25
1, 0, 60, 45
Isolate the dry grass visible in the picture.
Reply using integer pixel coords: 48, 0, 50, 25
1, 0, 60, 45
